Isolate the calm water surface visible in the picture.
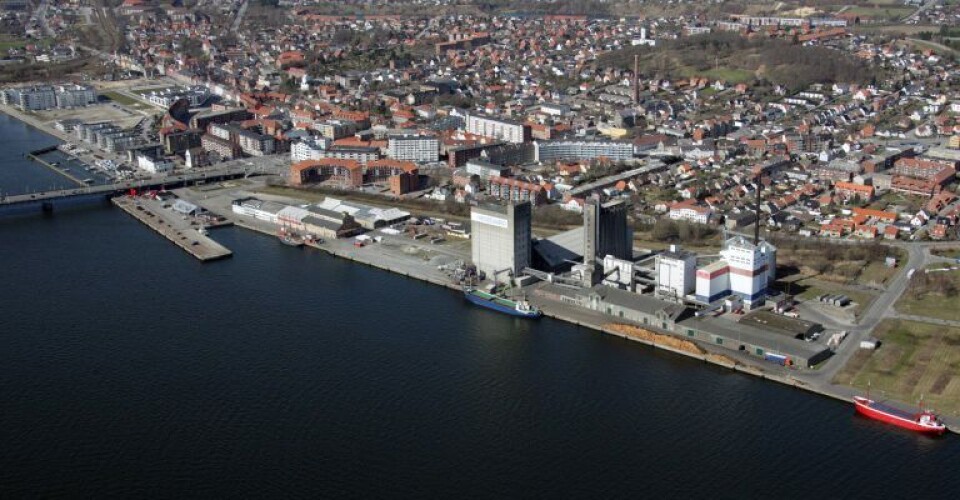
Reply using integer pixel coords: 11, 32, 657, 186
1, 123, 959, 498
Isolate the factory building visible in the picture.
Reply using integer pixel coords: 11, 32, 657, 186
695, 236, 777, 308
312, 197, 410, 230
231, 198, 288, 224
602, 255, 639, 291
655, 245, 697, 300
540, 283, 831, 368
471, 202, 532, 283
583, 197, 632, 266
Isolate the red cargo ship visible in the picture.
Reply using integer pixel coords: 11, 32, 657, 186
853, 396, 946, 435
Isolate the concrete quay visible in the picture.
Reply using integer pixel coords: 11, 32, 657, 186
176, 185, 960, 435
525, 292, 960, 434
228, 208, 466, 291
112, 196, 232, 262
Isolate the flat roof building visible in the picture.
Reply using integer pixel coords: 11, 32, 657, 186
471, 202, 532, 283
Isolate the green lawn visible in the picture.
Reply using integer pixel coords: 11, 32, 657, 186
932, 248, 960, 260
834, 320, 960, 417
0, 37, 52, 52
102, 91, 141, 106
702, 68, 754, 84
897, 267, 960, 321
845, 6, 914, 19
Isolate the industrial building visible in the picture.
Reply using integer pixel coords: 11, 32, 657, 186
231, 198, 288, 223
471, 202, 532, 283
583, 197, 632, 264
311, 197, 411, 230
231, 197, 373, 238
695, 236, 777, 308
538, 283, 831, 368
655, 245, 697, 301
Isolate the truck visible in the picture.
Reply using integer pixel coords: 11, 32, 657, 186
764, 353, 791, 366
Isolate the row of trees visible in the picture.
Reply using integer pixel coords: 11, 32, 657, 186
637, 218, 718, 244
598, 32, 876, 93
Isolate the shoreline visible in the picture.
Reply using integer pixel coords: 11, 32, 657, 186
201, 195, 959, 435
3, 101, 950, 436
0, 103, 72, 144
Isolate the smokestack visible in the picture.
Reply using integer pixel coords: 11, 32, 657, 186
754, 170, 762, 245
633, 54, 640, 104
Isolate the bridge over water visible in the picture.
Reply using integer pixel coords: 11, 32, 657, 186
0, 159, 287, 217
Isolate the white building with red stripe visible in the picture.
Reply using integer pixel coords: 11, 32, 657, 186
695, 236, 777, 307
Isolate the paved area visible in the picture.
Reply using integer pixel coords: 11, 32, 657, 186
113, 196, 231, 261
178, 183, 472, 285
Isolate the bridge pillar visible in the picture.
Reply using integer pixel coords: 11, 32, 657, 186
41, 202, 54, 214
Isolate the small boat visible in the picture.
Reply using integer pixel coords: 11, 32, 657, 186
464, 287, 542, 318
197, 225, 208, 236
278, 232, 304, 247
853, 396, 946, 435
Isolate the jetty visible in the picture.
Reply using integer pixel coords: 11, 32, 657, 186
112, 196, 232, 262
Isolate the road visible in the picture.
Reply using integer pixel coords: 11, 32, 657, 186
231, 0, 249, 33
35, 0, 55, 37
906, 37, 958, 55
796, 240, 952, 386
904, 0, 937, 23
0, 156, 288, 205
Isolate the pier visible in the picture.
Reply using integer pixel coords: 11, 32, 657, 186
113, 196, 232, 262
25, 147, 87, 187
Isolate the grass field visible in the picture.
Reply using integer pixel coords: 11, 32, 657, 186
834, 319, 960, 417
845, 6, 915, 20
904, 38, 958, 55
932, 248, 960, 260
102, 91, 140, 106
896, 267, 960, 321
0, 36, 52, 52
701, 68, 754, 84
853, 24, 938, 35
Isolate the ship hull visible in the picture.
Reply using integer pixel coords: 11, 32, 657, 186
464, 291, 542, 318
853, 397, 946, 435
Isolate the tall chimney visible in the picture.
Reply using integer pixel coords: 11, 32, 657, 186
633, 54, 640, 104
754, 170, 762, 245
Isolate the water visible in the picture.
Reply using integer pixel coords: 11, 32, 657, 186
2, 125, 960, 497
0, 113, 72, 196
